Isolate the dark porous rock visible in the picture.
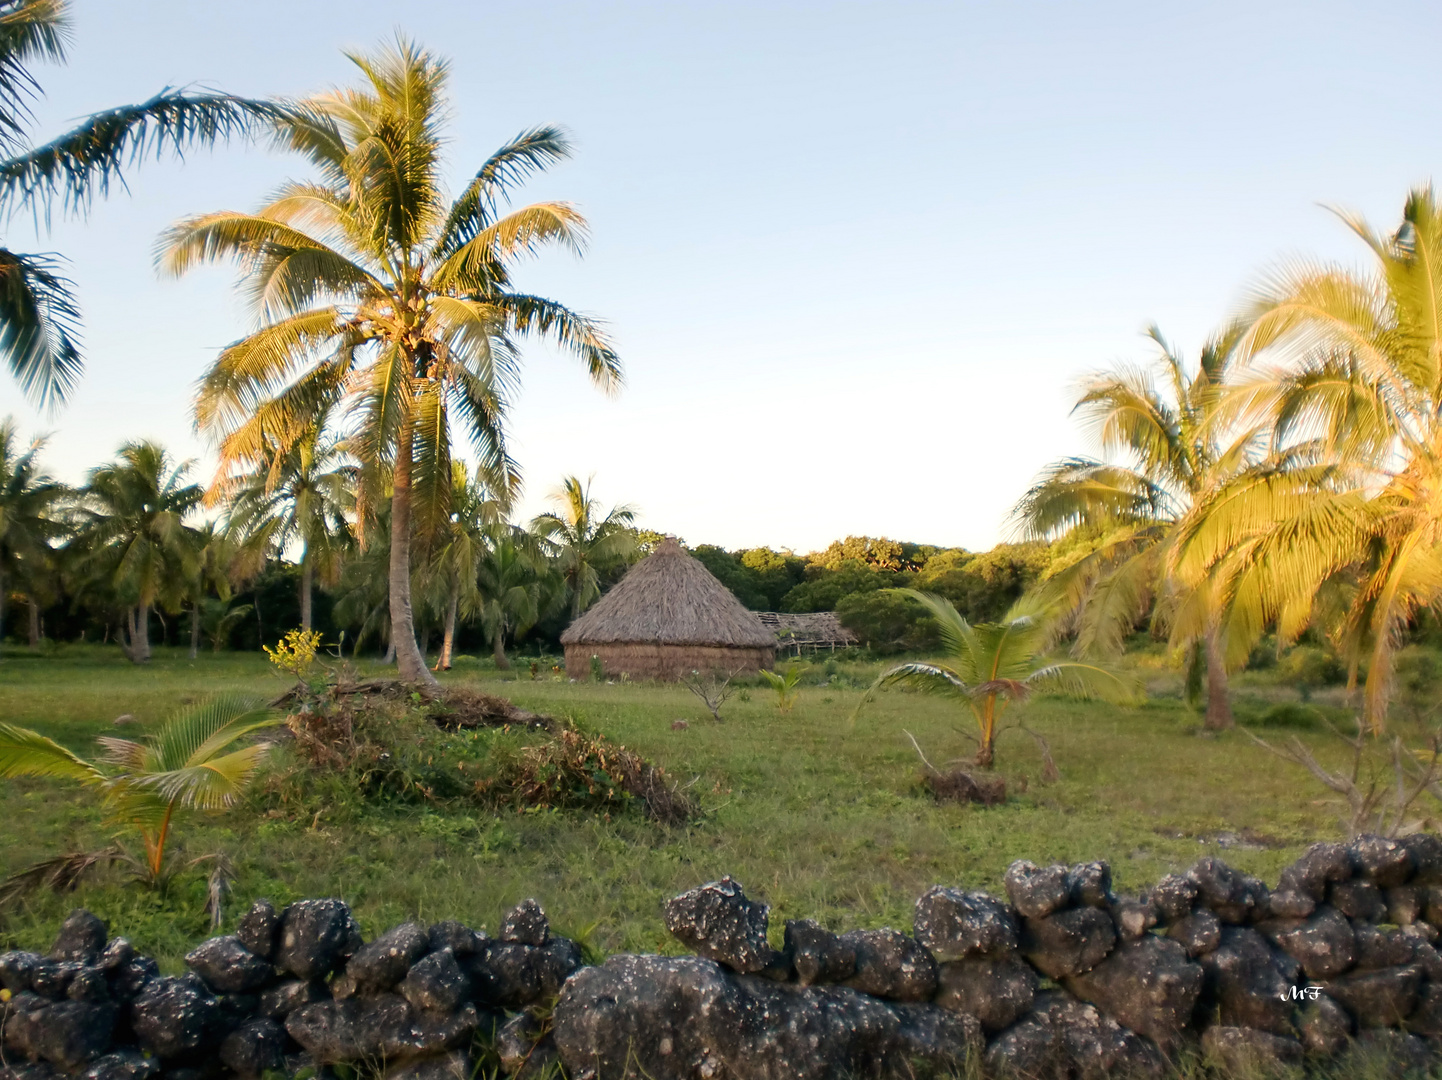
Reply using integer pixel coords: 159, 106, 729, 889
984, 991, 1166, 1080
273, 899, 362, 981
0, 951, 42, 992
29, 960, 79, 999
495, 1011, 544, 1074
1408, 936, 1442, 978
1322, 963, 1421, 1027
96, 940, 133, 975
553, 953, 981, 1080
1260, 905, 1357, 978
1166, 909, 1222, 958
1267, 886, 1317, 919
1297, 993, 1351, 1056
235, 899, 279, 961
889, 1002, 983, 1072
1111, 897, 1158, 940
1351, 834, 1414, 888
500, 898, 549, 946
107, 955, 158, 1003
1198, 927, 1293, 1036
934, 953, 1036, 1032
1147, 874, 1198, 924
1004, 861, 1072, 919
466, 938, 581, 1010
1349, 1028, 1434, 1073
1354, 924, 1416, 970
427, 921, 481, 957
287, 993, 477, 1064
130, 975, 222, 1060
398, 948, 468, 1013
184, 935, 273, 994
1330, 879, 1387, 923
1021, 906, 1117, 980
838, 928, 937, 1002
218, 1018, 287, 1078
382, 1050, 475, 1080
65, 967, 109, 1003
257, 977, 328, 1020
346, 922, 430, 994
784, 919, 856, 986
2, 990, 45, 1053
1200, 1026, 1304, 1074
1068, 861, 1115, 908
1287, 842, 1355, 900
1388, 885, 1424, 926
3, 999, 116, 1070
1185, 857, 1268, 924
0, 1064, 56, 1080
78, 1049, 161, 1080
1065, 934, 1202, 1046
1402, 833, 1442, 884
663, 876, 771, 974
1426, 886, 1442, 926
50, 911, 106, 964
284, 998, 367, 1062
913, 886, 1017, 961
1406, 980, 1442, 1037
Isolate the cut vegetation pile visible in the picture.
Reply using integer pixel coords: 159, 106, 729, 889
264, 679, 696, 824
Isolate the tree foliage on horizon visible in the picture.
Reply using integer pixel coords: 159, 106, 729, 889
165, 37, 621, 687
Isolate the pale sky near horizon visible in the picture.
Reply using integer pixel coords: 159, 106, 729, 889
4, 1, 1440, 553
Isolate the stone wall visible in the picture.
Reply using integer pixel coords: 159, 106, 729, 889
5, 834, 1442, 1079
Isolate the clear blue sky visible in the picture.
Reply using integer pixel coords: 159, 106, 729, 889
6, 0, 1440, 552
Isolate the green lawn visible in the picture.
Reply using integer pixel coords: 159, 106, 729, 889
0, 644, 1381, 968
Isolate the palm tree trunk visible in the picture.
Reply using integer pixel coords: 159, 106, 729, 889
438, 588, 458, 670
383, 639, 395, 665
136, 602, 152, 662
27, 596, 39, 647
0, 571, 6, 660
492, 626, 511, 670
300, 549, 313, 632
188, 606, 200, 660
1204, 625, 1234, 730
388, 436, 439, 688
122, 604, 152, 663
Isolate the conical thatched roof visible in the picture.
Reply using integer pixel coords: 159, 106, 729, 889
561, 538, 775, 648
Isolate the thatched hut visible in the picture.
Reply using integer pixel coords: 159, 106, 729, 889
560, 538, 776, 680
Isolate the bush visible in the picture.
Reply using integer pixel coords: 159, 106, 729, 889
1278, 645, 1343, 702
1254, 702, 1327, 730
1394, 646, 1442, 723
836, 590, 938, 655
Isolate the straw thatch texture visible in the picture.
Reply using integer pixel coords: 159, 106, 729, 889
561, 538, 776, 680
755, 611, 858, 654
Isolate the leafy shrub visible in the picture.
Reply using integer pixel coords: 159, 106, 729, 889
836, 589, 938, 655
1394, 646, 1442, 723
1279, 645, 1344, 701
1255, 702, 1327, 730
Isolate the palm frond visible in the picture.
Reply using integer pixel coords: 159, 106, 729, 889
0, 722, 106, 783
0, 246, 79, 407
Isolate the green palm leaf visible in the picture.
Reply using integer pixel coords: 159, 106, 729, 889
0, 723, 106, 784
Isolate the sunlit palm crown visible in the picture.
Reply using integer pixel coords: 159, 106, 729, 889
168, 39, 620, 532
1012, 325, 1258, 658
1175, 187, 1442, 728
71, 440, 202, 610
532, 474, 637, 616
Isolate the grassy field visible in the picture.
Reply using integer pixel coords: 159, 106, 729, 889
0, 643, 1398, 968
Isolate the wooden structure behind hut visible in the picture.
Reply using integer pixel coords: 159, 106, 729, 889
755, 612, 858, 655
561, 538, 777, 680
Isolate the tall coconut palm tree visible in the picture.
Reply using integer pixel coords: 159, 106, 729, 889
165, 39, 620, 687
857, 591, 1135, 768
476, 526, 547, 671
0, 0, 279, 407
71, 441, 202, 662
1176, 187, 1442, 735
420, 461, 504, 669
0, 415, 66, 652
221, 422, 355, 632
1012, 324, 1257, 730
532, 474, 637, 621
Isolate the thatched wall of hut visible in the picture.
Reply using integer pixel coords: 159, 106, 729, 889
564, 642, 774, 681
561, 538, 776, 681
